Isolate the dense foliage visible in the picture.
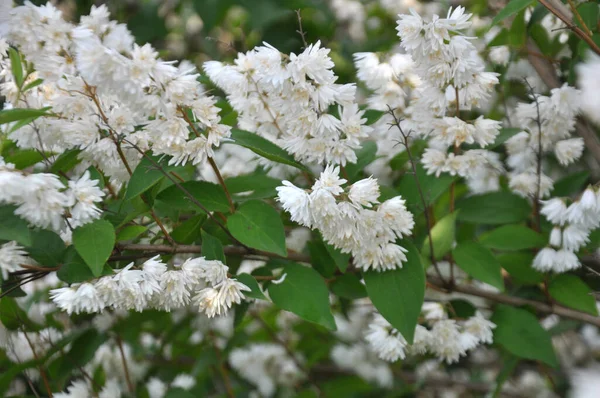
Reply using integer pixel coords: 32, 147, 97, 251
1, 0, 600, 397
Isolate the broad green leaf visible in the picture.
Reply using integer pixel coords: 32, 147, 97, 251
227, 200, 287, 256
488, 128, 521, 149
57, 247, 112, 284
422, 211, 458, 260
456, 192, 531, 224
493, 354, 520, 398
26, 229, 66, 267
200, 231, 225, 263
549, 275, 598, 315
492, 305, 558, 367
0, 108, 48, 125
576, 2, 599, 33
5, 149, 45, 169
330, 273, 367, 299
225, 173, 281, 200
325, 241, 351, 273
62, 329, 107, 368
397, 163, 455, 215
9, 48, 23, 87
389, 140, 427, 171
345, 141, 378, 181
509, 10, 527, 47
156, 181, 230, 213
497, 252, 544, 285
551, 171, 589, 197
492, 0, 535, 25
268, 263, 336, 330
479, 225, 546, 251
124, 154, 183, 201
116, 225, 148, 241
171, 214, 205, 244
363, 109, 385, 125
237, 273, 267, 300
229, 129, 308, 171
0, 297, 38, 331
0, 205, 32, 246
363, 241, 425, 343
452, 241, 505, 291
309, 240, 338, 278
51, 149, 82, 174
22, 78, 44, 92
73, 219, 116, 277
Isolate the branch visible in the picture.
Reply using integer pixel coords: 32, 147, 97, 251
428, 276, 600, 327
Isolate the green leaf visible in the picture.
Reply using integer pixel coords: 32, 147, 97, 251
452, 241, 505, 291
73, 219, 116, 277
9, 48, 23, 88
363, 241, 425, 343
0, 205, 32, 246
497, 252, 543, 285
397, 163, 455, 215
51, 149, 82, 174
389, 140, 427, 170
201, 231, 226, 262
237, 273, 267, 300
488, 127, 522, 149
492, 0, 535, 25
116, 225, 148, 241
268, 263, 336, 330
492, 305, 558, 367
422, 211, 458, 260
309, 240, 338, 278
509, 10, 527, 47
156, 181, 230, 213
125, 154, 183, 201
363, 109, 385, 125
456, 192, 531, 224
549, 275, 598, 315
26, 229, 66, 267
551, 171, 589, 197
345, 141, 378, 181
229, 129, 308, 171
479, 225, 546, 251
576, 2, 599, 33
171, 214, 205, 244
22, 78, 44, 92
330, 273, 367, 299
227, 200, 287, 256
225, 173, 280, 200
0, 108, 48, 125
57, 247, 112, 284
0, 297, 38, 331
5, 149, 45, 169
325, 241, 351, 273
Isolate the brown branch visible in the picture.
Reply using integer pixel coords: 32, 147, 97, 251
115, 335, 135, 394
428, 276, 600, 327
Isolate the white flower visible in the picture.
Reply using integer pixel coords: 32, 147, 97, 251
428, 319, 467, 364
312, 165, 347, 195
215, 278, 251, 310
365, 314, 407, 362
194, 287, 222, 318
99, 379, 122, 398
554, 249, 580, 272
50, 286, 79, 315
554, 138, 584, 166
532, 247, 557, 272
0, 241, 30, 280
276, 181, 312, 226
421, 302, 447, 322
550, 227, 562, 248
171, 374, 195, 390
488, 45, 510, 66
580, 187, 598, 211
540, 198, 567, 225
577, 52, 600, 127
562, 224, 589, 252
462, 312, 495, 344
146, 377, 167, 398
181, 257, 228, 285
54, 379, 91, 398
159, 270, 191, 311
348, 177, 380, 207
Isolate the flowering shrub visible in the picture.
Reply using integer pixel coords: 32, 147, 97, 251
1, 0, 600, 397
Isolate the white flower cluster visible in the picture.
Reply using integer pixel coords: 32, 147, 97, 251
534, 187, 600, 273
331, 342, 393, 388
229, 343, 305, 397
0, 158, 104, 231
396, 7, 504, 193
55, 378, 121, 398
330, 0, 367, 41
50, 255, 250, 317
1, 3, 230, 184
366, 310, 496, 364
578, 53, 600, 127
506, 85, 582, 198
146, 374, 196, 398
277, 165, 414, 271
0, 241, 32, 279
204, 41, 372, 166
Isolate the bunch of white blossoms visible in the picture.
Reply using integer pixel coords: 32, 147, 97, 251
396, 7, 504, 194
229, 343, 305, 397
50, 255, 250, 317
577, 52, 600, 127
1, 3, 230, 185
277, 165, 414, 271
204, 41, 372, 166
366, 309, 496, 364
534, 187, 600, 273
0, 157, 104, 232
506, 85, 582, 198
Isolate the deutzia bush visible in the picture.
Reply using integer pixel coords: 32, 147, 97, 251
1, 1, 600, 397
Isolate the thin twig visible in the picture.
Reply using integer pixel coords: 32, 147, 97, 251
115, 335, 135, 394
295, 10, 309, 49
21, 329, 53, 398
209, 331, 235, 398
524, 79, 543, 232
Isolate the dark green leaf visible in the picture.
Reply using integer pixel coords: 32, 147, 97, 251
422, 211, 458, 260
492, 0, 535, 25
397, 163, 455, 215
576, 2, 599, 33
73, 219, 116, 277
229, 129, 307, 171
22, 78, 44, 92
551, 171, 589, 197
363, 241, 425, 343
5, 149, 45, 169
479, 225, 546, 251
227, 200, 287, 256
201, 231, 226, 262
125, 154, 183, 201
171, 214, 205, 244
488, 128, 521, 149
456, 192, 531, 224
9, 48, 23, 87
268, 263, 336, 330
549, 274, 598, 315
26, 229, 66, 267
156, 181, 230, 213
330, 273, 367, 299
492, 305, 558, 367
0, 108, 48, 125
0, 297, 38, 330
225, 173, 281, 200
57, 247, 112, 284
363, 109, 385, 125
497, 252, 544, 285
0, 205, 32, 246
345, 141, 378, 180
325, 241, 351, 273
237, 273, 267, 300
51, 149, 82, 174
309, 240, 337, 278
452, 241, 505, 290
116, 225, 148, 241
